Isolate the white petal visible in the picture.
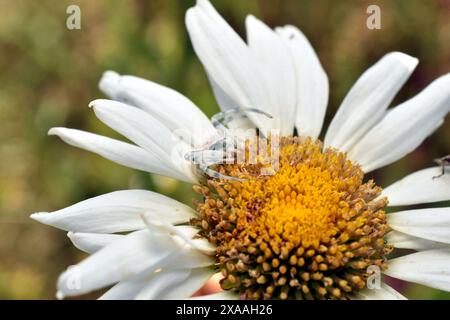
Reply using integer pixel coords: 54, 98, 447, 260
159, 268, 214, 299
89, 99, 197, 183
388, 208, 450, 244
276, 25, 329, 139
382, 166, 450, 206
185, 0, 275, 134
385, 248, 450, 292
348, 73, 450, 172
31, 190, 196, 233
141, 212, 215, 270
386, 230, 447, 251
99, 71, 217, 147
246, 16, 297, 135
204, 73, 251, 128
145, 247, 213, 271
100, 267, 212, 300
134, 268, 213, 300
48, 127, 181, 180
189, 291, 237, 300
99, 273, 148, 300
57, 230, 178, 298
325, 52, 417, 151
354, 283, 407, 300
204, 73, 260, 132
67, 232, 123, 254
134, 269, 191, 300
141, 211, 216, 256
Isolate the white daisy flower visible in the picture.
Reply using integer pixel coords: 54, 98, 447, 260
31, 0, 450, 300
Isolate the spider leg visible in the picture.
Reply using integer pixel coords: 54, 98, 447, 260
432, 165, 445, 179
432, 159, 445, 179
189, 144, 246, 181
199, 164, 248, 182
211, 107, 273, 131
432, 171, 444, 180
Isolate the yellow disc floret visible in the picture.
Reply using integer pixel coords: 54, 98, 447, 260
192, 136, 392, 300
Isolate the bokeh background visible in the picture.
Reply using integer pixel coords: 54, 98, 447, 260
0, 0, 449, 299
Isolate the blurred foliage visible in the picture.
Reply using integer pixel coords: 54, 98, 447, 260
0, 0, 449, 299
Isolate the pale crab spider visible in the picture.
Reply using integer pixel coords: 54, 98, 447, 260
184, 108, 273, 181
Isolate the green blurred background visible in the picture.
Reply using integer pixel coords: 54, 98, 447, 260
0, 0, 449, 299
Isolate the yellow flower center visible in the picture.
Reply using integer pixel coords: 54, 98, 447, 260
192, 136, 392, 300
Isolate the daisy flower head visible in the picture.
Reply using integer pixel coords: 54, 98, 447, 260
32, 0, 450, 300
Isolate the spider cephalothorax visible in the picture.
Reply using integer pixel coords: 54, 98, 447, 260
185, 108, 274, 181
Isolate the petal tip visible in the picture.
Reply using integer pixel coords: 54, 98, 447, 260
30, 212, 48, 222
245, 14, 257, 24
47, 127, 59, 136
389, 52, 419, 71
185, 7, 197, 24
88, 99, 109, 109
102, 70, 119, 80
99, 71, 121, 99
56, 291, 65, 300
